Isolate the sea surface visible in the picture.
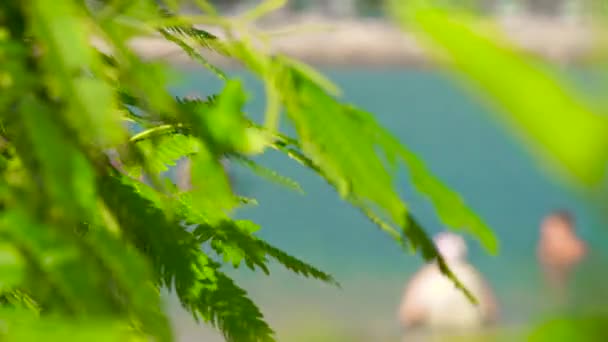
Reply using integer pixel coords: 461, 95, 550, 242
166, 67, 608, 341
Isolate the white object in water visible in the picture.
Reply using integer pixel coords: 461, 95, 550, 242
398, 232, 498, 332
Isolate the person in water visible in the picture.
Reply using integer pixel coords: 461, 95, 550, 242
537, 211, 587, 299
398, 232, 498, 336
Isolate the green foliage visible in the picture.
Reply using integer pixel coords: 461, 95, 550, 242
0, 0, 497, 341
99, 174, 274, 341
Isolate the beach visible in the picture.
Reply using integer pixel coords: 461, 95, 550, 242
129, 14, 597, 67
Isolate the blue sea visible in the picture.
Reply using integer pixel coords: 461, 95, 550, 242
167, 67, 608, 341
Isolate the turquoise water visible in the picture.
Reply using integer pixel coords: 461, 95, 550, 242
169, 67, 608, 340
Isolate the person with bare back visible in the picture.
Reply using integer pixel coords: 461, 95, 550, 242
537, 211, 588, 301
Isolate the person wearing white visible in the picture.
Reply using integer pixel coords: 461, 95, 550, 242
398, 232, 498, 340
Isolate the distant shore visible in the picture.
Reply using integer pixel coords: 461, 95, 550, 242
129, 14, 598, 68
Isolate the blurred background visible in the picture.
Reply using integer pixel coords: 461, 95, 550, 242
154, 1, 608, 341
181, 0, 598, 18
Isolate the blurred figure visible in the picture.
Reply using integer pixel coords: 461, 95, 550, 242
537, 211, 587, 298
176, 157, 231, 191
398, 232, 498, 339
176, 158, 192, 191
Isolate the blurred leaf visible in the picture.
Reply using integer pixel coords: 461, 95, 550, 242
275, 64, 496, 253
232, 155, 303, 193
0, 210, 115, 314
0, 243, 24, 292
159, 28, 227, 80
529, 315, 608, 342
133, 132, 200, 176
278, 66, 406, 232
30, 0, 124, 146
72, 77, 123, 146
83, 226, 172, 341
19, 96, 97, 221
394, 3, 608, 186
190, 143, 236, 223
0, 290, 40, 314
275, 55, 341, 97
0, 308, 147, 342
30, 0, 93, 71
183, 80, 255, 155
361, 108, 498, 253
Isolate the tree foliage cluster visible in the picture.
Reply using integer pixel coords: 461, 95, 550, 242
0, 0, 497, 341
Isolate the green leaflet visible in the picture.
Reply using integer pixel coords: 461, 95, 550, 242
190, 143, 236, 223
274, 140, 478, 302
160, 25, 228, 56
271, 132, 478, 300
133, 133, 200, 176
276, 64, 496, 253
200, 80, 253, 154
266, 118, 489, 298
346, 106, 498, 254
193, 220, 338, 286
395, 142, 498, 254
159, 28, 227, 80
178, 79, 262, 156
232, 155, 304, 194
394, 2, 608, 187
278, 66, 407, 232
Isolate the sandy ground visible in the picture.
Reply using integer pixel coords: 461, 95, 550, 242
127, 14, 598, 68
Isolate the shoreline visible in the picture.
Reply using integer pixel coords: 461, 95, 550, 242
129, 15, 598, 68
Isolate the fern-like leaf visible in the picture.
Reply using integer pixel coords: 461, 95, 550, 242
232, 155, 303, 193
274, 64, 498, 254
99, 174, 275, 342
277, 65, 406, 236
161, 26, 226, 55
132, 132, 200, 176
159, 28, 227, 80
193, 220, 338, 286
267, 121, 479, 300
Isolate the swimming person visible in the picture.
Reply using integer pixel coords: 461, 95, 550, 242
537, 211, 587, 301
398, 232, 498, 339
